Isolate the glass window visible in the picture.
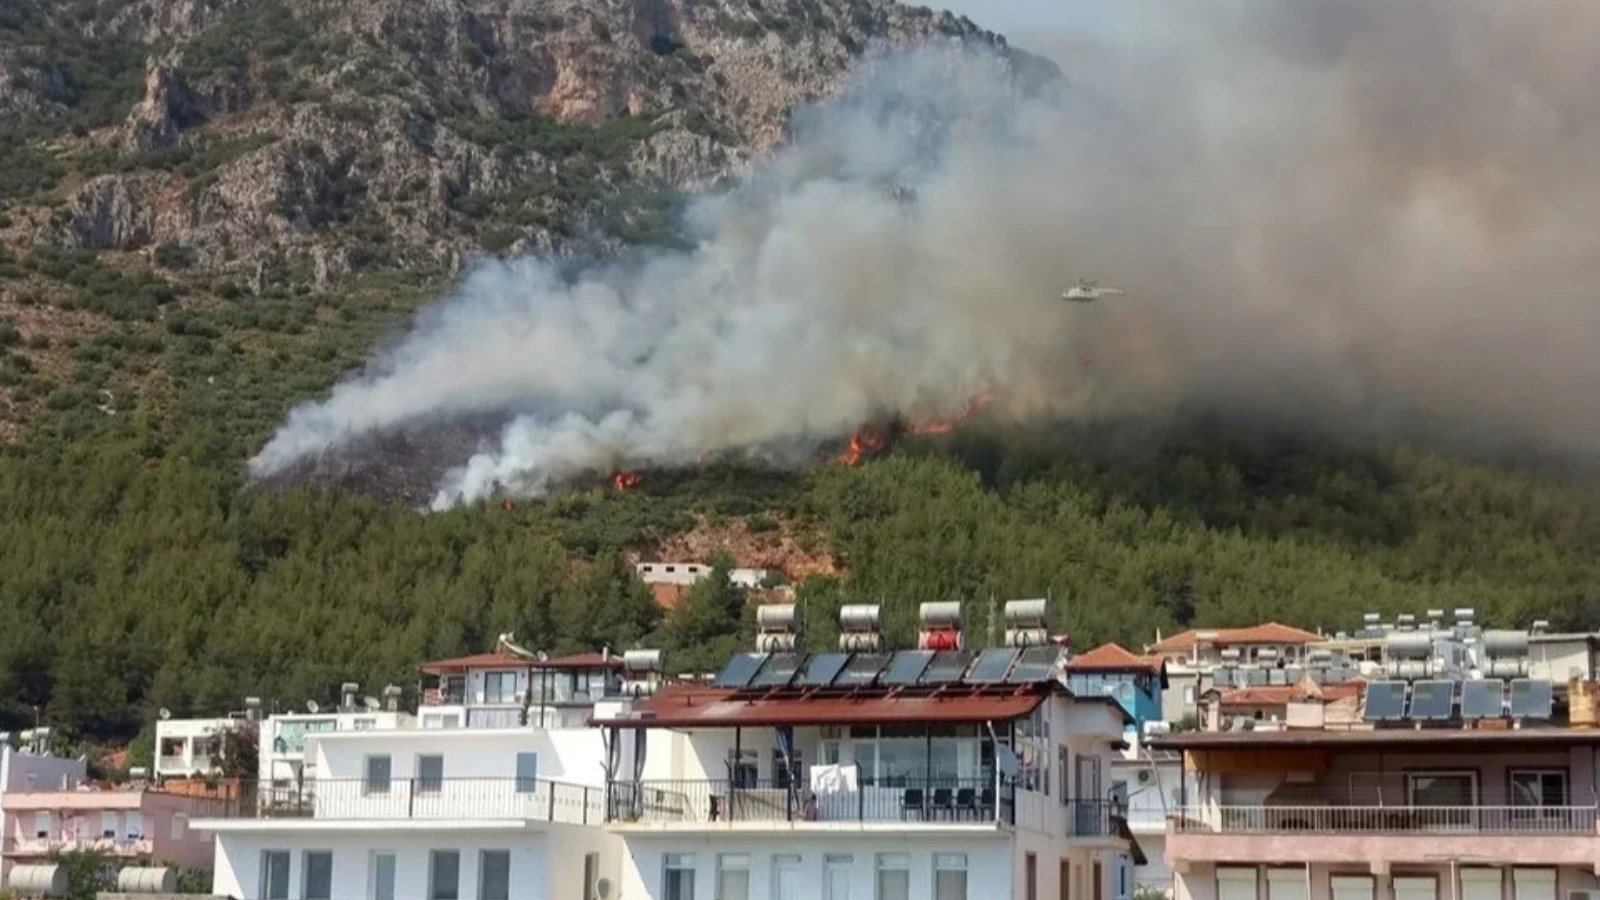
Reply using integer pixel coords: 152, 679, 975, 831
1407, 772, 1476, 806
418, 755, 444, 794
365, 755, 392, 794
484, 672, 518, 704
372, 853, 396, 900
516, 753, 539, 793
825, 855, 854, 900
934, 854, 967, 900
717, 854, 750, 900
479, 850, 510, 900
876, 853, 911, 900
261, 851, 291, 900
773, 749, 805, 790
773, 855, 802, 900
664, 854, 695, 900
33, 811, 51, 838
304, 851, 333, 900
125, 812, 143, 839
170, 814, 186, 840
430, 850, 461, 900
101, 811, 118, 839
1510, 771, 1567, 807
727, 749, 758, 788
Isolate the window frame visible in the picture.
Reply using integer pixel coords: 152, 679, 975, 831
478, 849, 511, 900
663, 853, 696, 900
934, 853, 968, 900
260, 850, 292, 900
716, 853, 751, 900
417, 754, 445, 795
1509, 769, 1568, 807
876, 853, 911, 900
428, 849, 461, 900
370, 851, 397, 900
1404, 770, 1479, 806
515, 752, 539, 793
364, 754, 393, 795
302, 850, 334, 900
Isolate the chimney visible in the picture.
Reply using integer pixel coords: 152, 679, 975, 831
838, 605, 882, 652
917, 602, 963, 651
756, 604, 800, 653
1003, 599, 1049, 648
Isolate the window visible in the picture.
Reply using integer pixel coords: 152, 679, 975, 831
101, 811, 118, 839
1267, 868, 1308, 900
1460, 870, 1502, 900
304, 851, 334, 900
422, 713, 462, 729
1513, 869, 1556, 900
773, 854, 801, 900
727, 749, 758, 788
372, 853, 396, 900
663, 854, 695, 900
365, 755, 392, 794
479, 850, 510, 900
716, 854, 750, 900
1393, 877, 1437, 900
1183, 686, 1197, 706
261, 851, 291, 900
125, 812, 143, 839
484, 672, 518, 704
170, 814, 187, 840
825, 855, 853, 900
876, 853, 910, 900
1330, 875, 1374, 900
33, 811, 51, 838
773, 748, 804, 790
1218, 868, 1260, 900
417, 755, 444, 794
1406, 771, 1476, 806
429, 850, 461, 900
515, 753, 539, 793
934, 854, 968, 900
353, 718, 377, 731
1510, 771, 1567, 807
583, 854, 600, 900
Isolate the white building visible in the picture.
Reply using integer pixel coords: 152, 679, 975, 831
195, 649, 638, 900
635, 562, 773, 589
1111, 743, 1183, 897
156, 716, 238, 779
593, 603, 1142, 900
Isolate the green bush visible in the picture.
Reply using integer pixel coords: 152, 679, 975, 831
154, 242, 195, 270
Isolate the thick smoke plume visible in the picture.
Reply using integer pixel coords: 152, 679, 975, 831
252, 0, 1600, 507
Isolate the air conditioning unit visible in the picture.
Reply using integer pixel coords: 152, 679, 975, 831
1136, 770, 1153, 784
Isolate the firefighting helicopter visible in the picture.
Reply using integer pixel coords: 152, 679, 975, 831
1061, 278, 1126, 303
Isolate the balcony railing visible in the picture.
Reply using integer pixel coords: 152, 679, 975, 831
1172, 805, 1599, 835
8, 837, 155, 857
607, 778, 1015, 826
1066, 799, 1126, 837
252, 778, 603, 825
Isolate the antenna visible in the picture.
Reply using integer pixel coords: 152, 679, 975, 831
306, 699, 320, 714
362, 696, 381, 711
158, 708, 172, 721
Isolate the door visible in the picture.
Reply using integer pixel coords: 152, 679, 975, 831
773, 855, 802, 900
372, 852, 396, 900
1093, 861, 1103, 900
1060, 860, 1071, 900
1025, 852, 1037, 900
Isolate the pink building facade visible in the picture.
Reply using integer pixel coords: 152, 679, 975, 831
1157, 729, 1600, 900
2, 787, 235, 871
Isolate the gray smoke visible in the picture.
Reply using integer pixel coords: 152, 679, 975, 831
252, 1, 1600, 507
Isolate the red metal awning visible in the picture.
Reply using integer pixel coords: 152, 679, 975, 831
591, 683, 1050, 729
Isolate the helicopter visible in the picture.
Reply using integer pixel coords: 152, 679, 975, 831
1061, 278, 1126, 303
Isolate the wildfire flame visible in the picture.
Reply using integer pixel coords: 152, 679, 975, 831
906, 387, 995, 436
613, 471, 643, 491
838, 426, 889, 466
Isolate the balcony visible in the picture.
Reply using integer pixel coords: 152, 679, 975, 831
252, 777, 604, 825
1066, 799, 1127, 838
1174, 805, 1598, 835
6, 837, 155, 858
606, 778, 1015, 828
1168, 806, 1600, 867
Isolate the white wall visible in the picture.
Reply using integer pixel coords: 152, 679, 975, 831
621, 832, 1011, 900
311, 728, 610, 787
260, 712, 415, 784
212, 824, 620, 900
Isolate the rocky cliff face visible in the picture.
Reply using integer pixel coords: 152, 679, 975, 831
2, 0, 1043, 287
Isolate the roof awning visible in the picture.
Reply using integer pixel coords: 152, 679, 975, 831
593, 685, 1049, 729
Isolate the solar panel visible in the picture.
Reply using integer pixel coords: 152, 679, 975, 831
833, 653, 890, 688
714, 652, 769, 689
967, 648, 1018, 684
1362, 681, 1407, 721
751, 653, 804, 688
1461, 680, 1504, 719
797, 652, 851, 687
920, 650, 975, 685
1408, 680, 1455, 720
881, 650, 936, 686
1006, 646, 1064, 684
1509, 679, 1553, 719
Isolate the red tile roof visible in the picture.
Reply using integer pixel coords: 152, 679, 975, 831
419, 651, 623, 674
1066, 643, 1165, 676
1148, 622, 1323, 654
592, 682, 1054, 729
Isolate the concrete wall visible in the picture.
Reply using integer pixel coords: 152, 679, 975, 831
1, 747, 86, 792
212, 825, 619, 900
621, 831, 1010, 900
310, 728, 610, 787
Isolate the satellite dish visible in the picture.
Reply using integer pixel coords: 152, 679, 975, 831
536, 650, 549, 662
363, 697, 381, 711
306, 700, 320, 714
595, 877, 613, 899
158, 708, 172, 721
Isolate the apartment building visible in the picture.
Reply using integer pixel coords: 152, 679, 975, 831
1146, 625, 1324, 724
156, 715, 236, 779
2, 781, 233, 872
594, 600, 1142, 900
0, 740, 86, 885
194, 646, 637, 900
1153, 617, 1600, 900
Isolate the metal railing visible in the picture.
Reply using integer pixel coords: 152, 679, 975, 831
1172, 805, 1599, 835
251, 777, 604, 824
1066, 799, 1126, 837
607, 778, 1015, 826
9, 837, 156, 856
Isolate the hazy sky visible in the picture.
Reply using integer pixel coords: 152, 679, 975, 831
936, 0, 1114, 41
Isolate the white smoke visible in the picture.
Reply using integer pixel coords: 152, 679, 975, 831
253, 3, 1600, 508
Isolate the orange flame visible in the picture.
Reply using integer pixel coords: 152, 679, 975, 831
613, 471, 643, 491
838, 427, 888, 466
906, 387, 995, 436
